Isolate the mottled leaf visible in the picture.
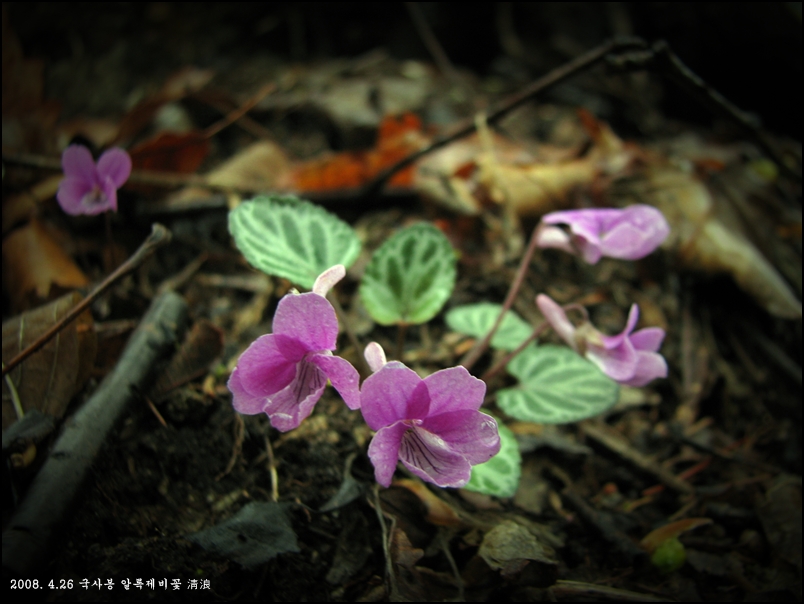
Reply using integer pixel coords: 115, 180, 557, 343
229, 195, 360, 289
498, 345, 619, 424
360, 222, 456, 325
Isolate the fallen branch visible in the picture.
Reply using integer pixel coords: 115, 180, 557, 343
2, 223, 172, 378
2, 291, 189, 578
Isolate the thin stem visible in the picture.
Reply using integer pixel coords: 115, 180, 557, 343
461, 222, 543, 372
395, 323, 408, 362
480, 321, 549, 382
2, 224, 172, 378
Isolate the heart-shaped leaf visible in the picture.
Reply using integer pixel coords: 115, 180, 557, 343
445, 303, 533, 351
228, 195, 361, 289
463, 418, 521, 498
359, 222, 456, 325
498, 345, 619, 424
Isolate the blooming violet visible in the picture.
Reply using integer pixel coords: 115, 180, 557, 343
537, 294, 668, 387
535, 204, 669, 264
360, 346, 500, 488
56, 145, 132, 216
228, 265, 360, 432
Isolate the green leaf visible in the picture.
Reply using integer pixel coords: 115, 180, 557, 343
445, 303, 533, 351
498, 345, 619, 424
228, 195, 361, 289
359, 222, 456, 325
463, 418, 521, 498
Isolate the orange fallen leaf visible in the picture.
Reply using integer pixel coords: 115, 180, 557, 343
290, 113, 427, 191
2, 219, 89, 313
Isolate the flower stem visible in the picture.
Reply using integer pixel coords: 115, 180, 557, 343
461, 222, 543, 372
480, 322, 548, 382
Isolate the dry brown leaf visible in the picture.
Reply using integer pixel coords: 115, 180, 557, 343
206, 141, 290, 190
1, 174, 62, 235
2, 219, 89, 312
619, 166, 802, 319
149, 319, 224, 400
2, 291, 97, 430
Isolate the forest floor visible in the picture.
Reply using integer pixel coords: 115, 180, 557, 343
2, 4, 801, 602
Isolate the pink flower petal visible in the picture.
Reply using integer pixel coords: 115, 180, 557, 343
421, 410, 500, 465
367, 422, 409, 487
360, 362, 423, 430
629, 327, 665, 352
236, 333, 306, 398
262, 358, 328, 431
272, 293, 339, 352
421, 366, 486, 416
61, 145, 96, 182
622, 351, 668, 387
398, 426, 472, 488
310, 353, 361, 410
586, 339, 638, 382
96, 148, 132, 188
228, 366, 268, 415
56, 177, 94, 215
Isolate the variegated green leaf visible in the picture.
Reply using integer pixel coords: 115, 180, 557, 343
445, 303, 533, 351
228, 195, 360, 289
498, 345, 619, 424
359, 222, 456, 325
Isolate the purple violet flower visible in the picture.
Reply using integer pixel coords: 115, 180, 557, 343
360, 347, 500, 488
56, 145, 132, 216
535, 204, 669, 264
228, 265, 360, 432
536, 294, 668, 387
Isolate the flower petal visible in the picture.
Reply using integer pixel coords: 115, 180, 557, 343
398, 426, 472, 488
96, 148, 132, 188
586, 339, 638, 382
629, 327, 665, 352
235, 333, 307, 398
263, 358, 328, 431
368, 422, 409, 487
623, 351, 668, 387
272, 293, 339, 351
421, 410, 500, 465
61, 145, 96, 182
422, 366, 485, 415
360, 362, 424, 430
597, 304, 639, 350
56, 177, 94, 215
228, 366, 268, 415
310, 353, 361, 409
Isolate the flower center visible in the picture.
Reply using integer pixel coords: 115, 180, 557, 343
82, 185, 108, 208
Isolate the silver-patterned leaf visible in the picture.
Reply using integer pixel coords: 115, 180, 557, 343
445, 303, 533, 351
359, 222, 456, 325
463, 418, 521, 498
228, 195, 360, 289
498, 345, 619, 424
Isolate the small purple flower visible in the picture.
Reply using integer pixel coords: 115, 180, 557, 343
360, 349, 500, 488
228, 266, 360, 432
537, 294, 667, 387
535, 205, 669, 264
56, 145, 132, 216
